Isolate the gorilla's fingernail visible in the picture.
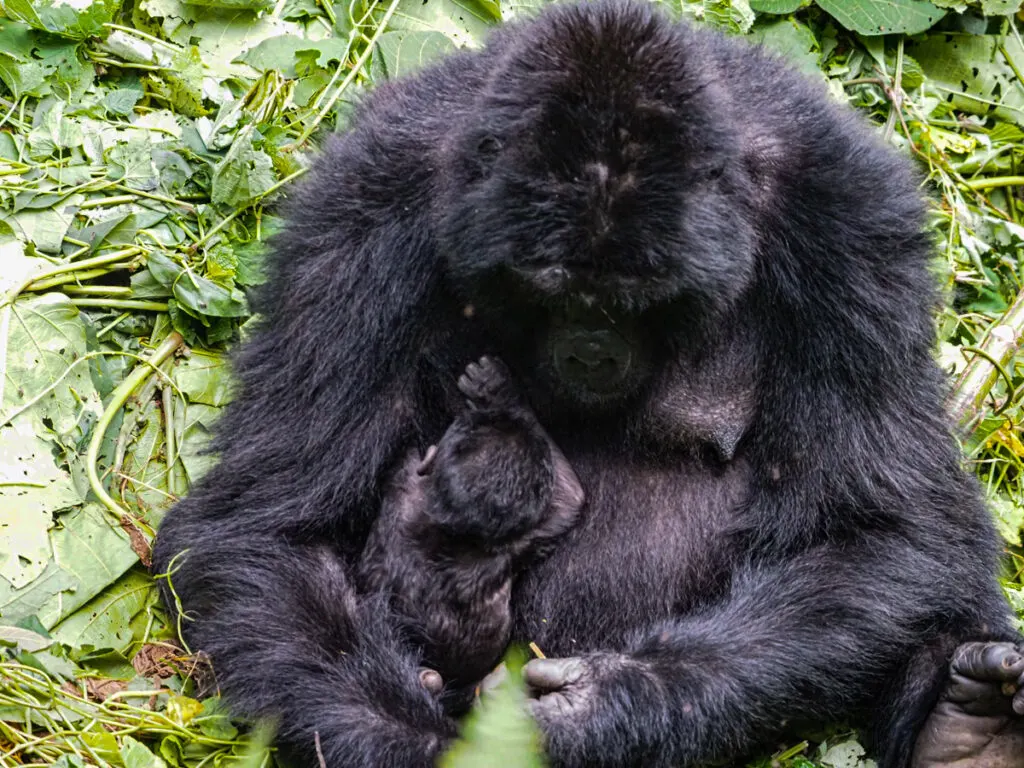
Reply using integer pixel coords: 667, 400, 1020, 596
1001, 652, 1022, 669
419, 668, 443, 694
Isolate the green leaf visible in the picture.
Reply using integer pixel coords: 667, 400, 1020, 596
815, 0, 946, 35
50, 569, 158, 652
174, 351, 234, 407
121, 736, 169, 768
211, 135, 277, 209
749, 18, 820, 76
379, 0, 500, 49
0, 20, 91, 99
238, 35, 349, 77
910, 33, 1024, 128
749, 0, 806, 13
172, 272, 249, 318
440, 650, 546, 768
373, 30, 457, 80
104, 88, 144, 117
0, 624, 53, 651
3, 0, 120, 40
0, 294, 104, 587
106, 137, 160, 191
185, 0, 272, 9
175, 401, 221, 486
989, 493, 1024, 546
0, 504, 138, 628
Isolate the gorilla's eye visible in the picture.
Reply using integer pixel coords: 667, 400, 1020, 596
477, 135, 502, 160
706, 164, 725, 181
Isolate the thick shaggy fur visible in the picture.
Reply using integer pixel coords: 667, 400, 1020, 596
153, 3, 1019, 767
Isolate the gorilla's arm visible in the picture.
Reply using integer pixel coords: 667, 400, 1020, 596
524, 539, 1008, 768
152, 62, 486, 764
157, 535, 454, 766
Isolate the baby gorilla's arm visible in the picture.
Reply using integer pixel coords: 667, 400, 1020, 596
912, 642, 1024, 768
359, 357, 583, 707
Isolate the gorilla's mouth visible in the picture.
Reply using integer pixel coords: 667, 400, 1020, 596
551, 326, 633, 395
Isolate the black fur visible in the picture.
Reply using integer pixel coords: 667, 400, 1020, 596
359, 356, 583, 703
153, 3, 1020, 766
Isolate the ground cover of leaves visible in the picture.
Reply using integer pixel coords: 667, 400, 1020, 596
0, 0, 1023, 766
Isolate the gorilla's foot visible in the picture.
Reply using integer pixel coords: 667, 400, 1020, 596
911, 642, 1024, 768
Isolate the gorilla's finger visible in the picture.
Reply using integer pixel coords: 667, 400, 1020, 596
1014, 684, 1024, 716
943, 672, 1006, 708
951, 642, 1024, 682
524, 657, 586, 694
418, 668, 443, 695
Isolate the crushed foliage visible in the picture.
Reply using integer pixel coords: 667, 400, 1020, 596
0, 0, 1022, 766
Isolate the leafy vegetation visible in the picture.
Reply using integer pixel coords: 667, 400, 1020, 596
0, 0, 1022, 765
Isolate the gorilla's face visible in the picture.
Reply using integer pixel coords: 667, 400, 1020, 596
437, 9, 759, 407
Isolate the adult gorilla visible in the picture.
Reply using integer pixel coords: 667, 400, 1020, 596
153, 2, 1024, 766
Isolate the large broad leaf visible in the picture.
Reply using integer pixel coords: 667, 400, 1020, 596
815, 0, 946, 35
238, 35, 349, 78
0, 503, 138, 627
51, 569, 158, 652
379, 0, 500, 49
0, 293, 102, 587
373, 30, 456, 80
910, 33, 1024, 129
0, 19, 93, 99
2, 0, 120, 40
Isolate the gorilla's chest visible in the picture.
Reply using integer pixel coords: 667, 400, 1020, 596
510, 452, 752, 655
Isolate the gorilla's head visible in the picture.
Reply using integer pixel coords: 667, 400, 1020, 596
437, 2, 758, 408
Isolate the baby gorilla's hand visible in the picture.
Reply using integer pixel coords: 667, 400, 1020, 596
911, 642, 1024, 768
458, 356, 521, 411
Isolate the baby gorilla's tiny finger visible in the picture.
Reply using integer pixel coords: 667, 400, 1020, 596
951, 642, 1024, 682
524, 657, 585, 694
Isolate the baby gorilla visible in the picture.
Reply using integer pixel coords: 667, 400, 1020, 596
913, 642, 1024, 767
359, 357, 583, 707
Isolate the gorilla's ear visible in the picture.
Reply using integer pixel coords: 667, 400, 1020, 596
209, 154, 445, 531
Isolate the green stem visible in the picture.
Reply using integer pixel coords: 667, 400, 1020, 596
27, 264, 135, 292
962, 176, 1024, 190
62, 285, 133, 296
70, 299, 168, 311
947, 287, 1024, 431
86, 332, 184, 520
291, 0, 400, 147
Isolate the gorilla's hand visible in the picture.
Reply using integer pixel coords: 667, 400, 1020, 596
524, 655, 673, 766
911, 642, 1024, 768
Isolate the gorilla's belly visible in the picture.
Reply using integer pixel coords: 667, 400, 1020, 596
510, 454, 752, 656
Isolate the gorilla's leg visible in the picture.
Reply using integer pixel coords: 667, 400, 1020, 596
911, 642, 1024, 768
359, 356, 583, 703
156, 530, 454, 767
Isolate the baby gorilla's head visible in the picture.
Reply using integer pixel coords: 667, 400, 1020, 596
429, 410, 555, 543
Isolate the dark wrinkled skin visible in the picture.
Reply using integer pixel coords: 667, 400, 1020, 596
911, 643, 1024, 768
359, 356, 583, 710
152, 2, 1023, 766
